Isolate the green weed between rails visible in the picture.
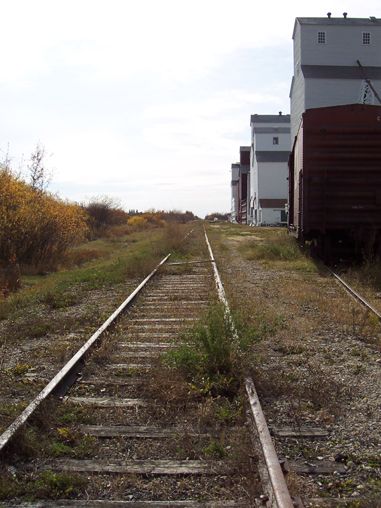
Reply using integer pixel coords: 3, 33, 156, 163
158, 298, 283, 400
202, 438, 227, 459
163, 304, 262, 398
2, 400, 94, 461
49, 426, 96, 459
163, 304, 239, 397
0, 470, 87, 501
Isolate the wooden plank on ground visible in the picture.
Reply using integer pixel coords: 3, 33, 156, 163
79, 377, 142, 386
79, 425, 207, 438
106, 364, 151, 370
65, 397, 148, 408
288, 459, 347, 474
271, 427, 329, 438
118, 342, 172, 349
113, 351, 157, 358
52, 458, 227, 475
125, 332, 176, 338
12, 500, 246, 507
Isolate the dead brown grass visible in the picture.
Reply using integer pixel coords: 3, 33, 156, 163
251, 361, 348, 421
142, 358, 195, 405
60, 248, 105, 268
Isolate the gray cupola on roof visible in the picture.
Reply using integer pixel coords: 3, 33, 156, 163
250, 114, 290, 124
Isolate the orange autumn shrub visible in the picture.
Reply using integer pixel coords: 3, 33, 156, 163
0, 168, 88, 276
141, 212, 166, 227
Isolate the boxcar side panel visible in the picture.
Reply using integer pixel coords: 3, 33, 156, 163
289, 120, 304, 236
296, 104, 381, 241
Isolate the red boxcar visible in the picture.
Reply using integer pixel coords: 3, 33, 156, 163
288, 104, 381, 260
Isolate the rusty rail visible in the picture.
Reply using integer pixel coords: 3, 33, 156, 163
246, 378, 295, 508
331, 271, 381, 320
204, 227, 295, 508
0, 253, 171, 455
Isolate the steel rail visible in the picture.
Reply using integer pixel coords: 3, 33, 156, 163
0, 253, 171, 455
203, 228, 231, 312
203, 227, 239, 344
245, 379, 295, 508
203, 227, 294, 508
331, 271, 381, 320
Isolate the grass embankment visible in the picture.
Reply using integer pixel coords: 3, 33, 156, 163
0, 223, 188, 322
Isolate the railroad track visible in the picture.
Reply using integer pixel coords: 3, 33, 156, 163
3, 224, 379, 507
330, 270, 381, 320
266, 270, 381, 508
0, 227, 298, 507
215, 225, 381, 507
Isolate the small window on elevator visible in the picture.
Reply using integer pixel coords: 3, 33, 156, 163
362, 32, 371, 45
273, 137, 279, 145
317, 31, 326, 44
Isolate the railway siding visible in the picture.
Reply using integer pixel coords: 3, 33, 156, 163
3, 222, 379, 505
208, 223, 381, 506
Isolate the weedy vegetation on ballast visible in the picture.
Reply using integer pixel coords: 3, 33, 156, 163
160, 303, 262, 398
346, 258, 381, 292
163, 304, 240, 397
238, 228, 317, 272
0, 470, 87, 501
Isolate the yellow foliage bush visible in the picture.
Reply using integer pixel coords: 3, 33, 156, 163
127, 215, 148, 230
127, 213, 166, 231
0, 169, 88, 273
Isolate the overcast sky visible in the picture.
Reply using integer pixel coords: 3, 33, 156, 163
1, 1, 381, 217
